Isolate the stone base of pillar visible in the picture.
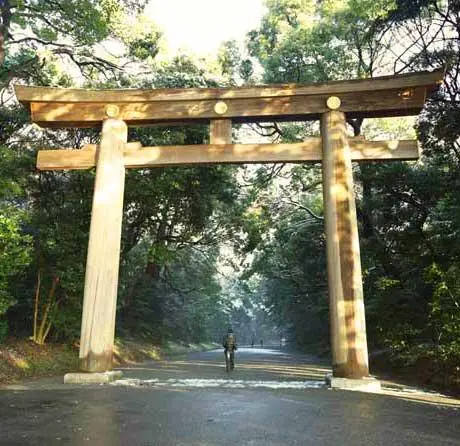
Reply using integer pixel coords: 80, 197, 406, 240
64, 370, 123, 384
325, 374, 381, 393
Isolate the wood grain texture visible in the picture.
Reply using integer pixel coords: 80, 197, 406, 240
321, 110, 370, 379
210, 119, 232, 144
79, 118, 127, 373
15, 69, 442, 103
36, 139, 419, 170
28, 87, 430, 127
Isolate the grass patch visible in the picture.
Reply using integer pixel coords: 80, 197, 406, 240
370, 348, 460, 397
113, 338, 161, 365
0, 339, 79, 384
0, 337, 218, 385
161, 341, 219, 357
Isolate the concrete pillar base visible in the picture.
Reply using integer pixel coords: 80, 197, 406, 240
64, 370, 123, 384
325, 374, 381, 393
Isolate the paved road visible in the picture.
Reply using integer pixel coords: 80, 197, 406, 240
1, 347, 459, 445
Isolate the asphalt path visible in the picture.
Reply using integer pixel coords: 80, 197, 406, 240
1, 347, 459, 445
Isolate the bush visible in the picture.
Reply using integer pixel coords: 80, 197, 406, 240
0, 319, 7, 343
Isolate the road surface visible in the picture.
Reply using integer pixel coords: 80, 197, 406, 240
1, 347, 459, 445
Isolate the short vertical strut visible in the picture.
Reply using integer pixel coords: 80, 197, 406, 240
210, 119, 232, 144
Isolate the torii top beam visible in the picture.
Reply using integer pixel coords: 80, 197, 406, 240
15, 70, 443, 128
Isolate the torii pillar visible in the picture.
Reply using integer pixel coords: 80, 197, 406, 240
79, 116, 127, 373
321, 104, 370, 385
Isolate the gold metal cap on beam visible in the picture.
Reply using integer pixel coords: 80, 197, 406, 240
214, 101, 228, 115
105, 104, 120, 118
399, 89, 415, 100
326, 96, 341, 110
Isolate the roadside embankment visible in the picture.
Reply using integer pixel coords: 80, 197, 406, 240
0, 338, 218, 385
293, 343, 459, 397
370, 350, 460, 397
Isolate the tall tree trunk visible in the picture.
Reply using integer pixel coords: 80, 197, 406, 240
0, 0, 12, 67
32, 268, 41, 341
33, 275, 59, 345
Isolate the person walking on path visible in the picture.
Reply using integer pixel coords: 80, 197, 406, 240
222, 328, 237, 372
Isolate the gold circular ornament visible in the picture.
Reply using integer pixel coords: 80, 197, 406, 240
105, 104, 120, 118
214, 101, 228, 115
399, 89, 414, 100
326, 96, 341, 110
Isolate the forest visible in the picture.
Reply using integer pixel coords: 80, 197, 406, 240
0, 0, 459, 391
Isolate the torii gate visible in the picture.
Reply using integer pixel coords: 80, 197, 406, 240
15, 70, 442, 385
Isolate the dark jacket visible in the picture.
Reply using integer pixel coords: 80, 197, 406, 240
222, 333, 237, 351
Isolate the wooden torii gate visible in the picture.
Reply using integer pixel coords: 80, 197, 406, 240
15, 70, 442, 382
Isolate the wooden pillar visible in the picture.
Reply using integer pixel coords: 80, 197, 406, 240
321, 109, 369, 379
79, 118, 127, 372
210, 119, 232, 144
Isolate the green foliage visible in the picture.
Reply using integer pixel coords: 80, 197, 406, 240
121, 15, 162, 62
8, 0, 147, 47
118, 243, 224, 343
1, 0, 151, 84
128, 35, 161, 61
0, 320, 7, 343
425, 264, 460, 355
0, 206, 32, 341
148, 55, 220, 89
262, 26, 356, 83
247, 178, 329, 347
218, 40, 242, 79
0, 210, 32, 314
249, 0, 405, 82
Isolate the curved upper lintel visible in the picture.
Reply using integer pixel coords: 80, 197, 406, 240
14, 70, 443, 128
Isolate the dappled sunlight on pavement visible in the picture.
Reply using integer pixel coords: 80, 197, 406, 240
119, 347, 331, 383
2, 347, 459, 409
378, 383, 460, 408
112, 378, 325, 389
116, 347, 460, 408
